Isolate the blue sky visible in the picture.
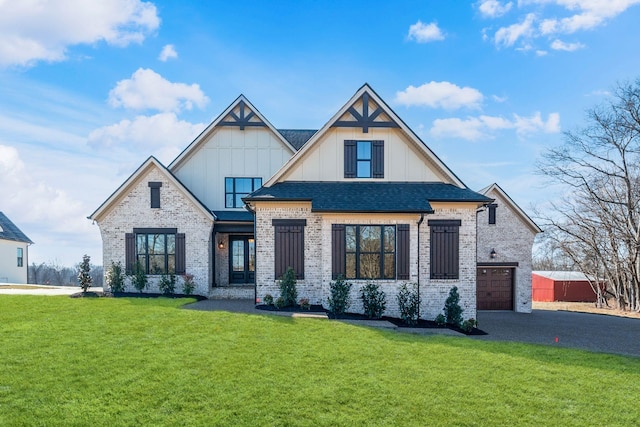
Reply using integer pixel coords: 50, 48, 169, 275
1, 0, 640, 266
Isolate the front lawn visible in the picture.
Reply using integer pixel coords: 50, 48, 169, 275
0, 296, 638, 426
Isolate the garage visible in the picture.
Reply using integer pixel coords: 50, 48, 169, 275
477, 267, 513, 310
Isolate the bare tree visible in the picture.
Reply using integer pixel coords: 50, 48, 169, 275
538, 79, 640, 311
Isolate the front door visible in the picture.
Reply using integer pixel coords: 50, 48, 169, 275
229, 236, 255, 284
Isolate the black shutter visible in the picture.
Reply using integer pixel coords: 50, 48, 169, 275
428, 220, 460, 279
397, 224, 410, 280
372, 140, 384, 178
344, 140, 356, 178
488, 204, 497, 225
274, 222, 305, 280
332, 224, 346, 279
175, 233, 186, 274
125, 233, 136, 274
149, 182, 162, 208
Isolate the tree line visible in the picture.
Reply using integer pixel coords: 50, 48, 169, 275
28, 261, 103, 288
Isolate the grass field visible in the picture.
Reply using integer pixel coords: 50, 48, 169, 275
0, 296, 639, 426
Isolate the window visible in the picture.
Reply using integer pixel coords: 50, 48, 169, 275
428, 220, 461, 279
344, 140, 384, 178
125, 228, 185, 275
488, 204, 497, 225
332, 224, 408, 280
149, 182, 162, 208
17, 248, 23, 267
225, 177, 262, 208
273, 219, 305, 279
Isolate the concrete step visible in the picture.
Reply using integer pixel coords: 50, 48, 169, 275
209, 285, 254, 299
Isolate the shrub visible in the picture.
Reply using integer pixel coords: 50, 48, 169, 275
461, 318, 478, 333
444, 286, 464, 327
130, 262, 148, 293
360, 283, 386, 319
158, 272, 176, 296
182, 274, 195, 296
263, 294, 274, 306
328, 276, 352, 316
435, 313, 446, 326
106, 261, 125, 293
397, 283, 420, 325
278, 267, 298, 307
77, 254, 92, 293
274, 296, 286, 309
299, 298, 310, 310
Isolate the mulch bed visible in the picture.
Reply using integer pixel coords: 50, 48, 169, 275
72, 291, 207, 301
255, 304, 487, 335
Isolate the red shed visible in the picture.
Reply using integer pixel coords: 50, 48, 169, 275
532, 271, 601, 302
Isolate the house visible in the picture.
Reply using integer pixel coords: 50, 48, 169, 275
90, 84, 538, 320
476, 184, 542, 312
0, 212, 33, 284
532, 271, 602, 302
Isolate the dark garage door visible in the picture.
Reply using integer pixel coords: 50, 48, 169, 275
477, 267, 513, 310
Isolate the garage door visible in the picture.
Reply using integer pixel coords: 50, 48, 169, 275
477, 267, 513, 310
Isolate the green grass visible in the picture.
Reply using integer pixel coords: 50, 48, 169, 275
0, 296, 639, 426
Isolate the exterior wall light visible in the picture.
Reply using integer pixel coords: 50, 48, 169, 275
490, 248, 497, 259
218, 240, 225, 250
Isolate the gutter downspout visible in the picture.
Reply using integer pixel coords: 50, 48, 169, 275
417, 213, 424, 320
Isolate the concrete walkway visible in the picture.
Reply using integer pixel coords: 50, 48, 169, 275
184, 298, 640, 357
0, 284, 103, 296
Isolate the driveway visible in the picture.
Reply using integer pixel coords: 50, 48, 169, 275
0, 284, 103, 296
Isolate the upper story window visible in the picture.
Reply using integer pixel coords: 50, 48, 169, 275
488, 204, 497, 225
17, 248, 23, 267
344, 140, 384, 178
225, 177, 262, 208
149, 182, 162, 208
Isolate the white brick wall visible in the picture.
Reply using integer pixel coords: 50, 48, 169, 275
97, 166, 214, 296
477, 189, 537, 313
255, 205, 478, 320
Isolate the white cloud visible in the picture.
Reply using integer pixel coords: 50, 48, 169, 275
158, 44, 178, 61
430, 112, 560, 140
0, 0, 160, 67
87, 113, 205, 163
108, 68, 209, 112
478, 1, 513, 18
533, 0, 640, 34
407, 21, 445, 43
550, 39, 585, 51
395, 81, 484, 110
536, 49, 549, 56
494, 13, 536, 47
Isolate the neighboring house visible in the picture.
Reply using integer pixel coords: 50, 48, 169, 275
532, 271, 602, 302
0, 212, 33, 284
90, 84, 541, 320
476, 184, 541, 313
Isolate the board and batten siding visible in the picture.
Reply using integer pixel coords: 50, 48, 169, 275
281, 127, 451, 183
0, 240, 28, 284
172, 127, 294, 210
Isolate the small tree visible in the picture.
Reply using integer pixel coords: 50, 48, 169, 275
77, 254, 92, 293
443, 286, 464, 327
182, 273, 195, 295
360, 283, 386, 319
278, 267, 298, 307
130, 262, 148, 293
397, 283, 420, 325
106, 261, 125, 293
159, 272, 176, 296
328, 276, 352, 316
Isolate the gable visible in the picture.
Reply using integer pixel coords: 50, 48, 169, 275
266, 84, 465, 187
479, 183, 541, 234
0, 212, 33, 244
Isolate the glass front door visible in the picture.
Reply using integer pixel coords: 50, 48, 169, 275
229, 236, 255, 284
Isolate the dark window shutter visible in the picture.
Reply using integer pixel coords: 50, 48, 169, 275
488, 204, 497, 225
344, 140, 356, 178
428, 220, 460, 279
332, 224, 346, 279
372, 140, 384, 178
175, 233, 186, 274
125, 233, 136, 274
149, 182, 162, 208
397, 224, 410, 280
274, 225, 304, 280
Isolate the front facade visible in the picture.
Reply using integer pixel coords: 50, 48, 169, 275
91, 84, 538, 320
0, 212, 33, 284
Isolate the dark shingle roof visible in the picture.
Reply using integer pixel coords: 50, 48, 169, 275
212, 210, 254, 222
277, 129, 317, 151
0, 212, 33, 244
244, 182, 492, 213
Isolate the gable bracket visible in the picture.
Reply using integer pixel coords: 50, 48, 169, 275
218, 100, 267, 130
332, 92, 399, 133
